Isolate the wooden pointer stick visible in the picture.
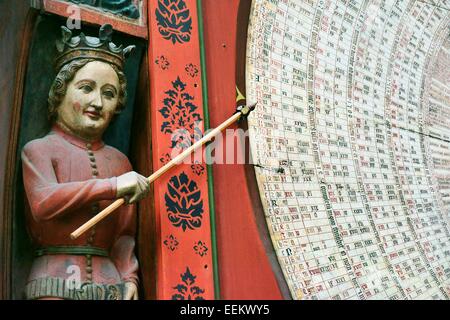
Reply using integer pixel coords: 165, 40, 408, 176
70, 103, 257, 239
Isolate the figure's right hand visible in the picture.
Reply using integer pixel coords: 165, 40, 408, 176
116, 171, 150, 204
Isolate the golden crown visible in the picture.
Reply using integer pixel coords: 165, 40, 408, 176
54, 24, 135, 71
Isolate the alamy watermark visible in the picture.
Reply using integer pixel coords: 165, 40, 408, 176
66, 4, 81, 30
167, 120, 279, 166
66, 265, 81, 289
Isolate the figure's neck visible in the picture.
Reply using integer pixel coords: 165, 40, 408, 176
55, 120, 103, 143
52, 123, 105, 150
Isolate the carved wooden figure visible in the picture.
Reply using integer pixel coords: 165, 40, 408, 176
21, 24, 149, 300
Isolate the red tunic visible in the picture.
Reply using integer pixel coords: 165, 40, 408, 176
21, 125, 138, 299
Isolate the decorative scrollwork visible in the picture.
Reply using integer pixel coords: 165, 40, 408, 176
155, 0, 192, 44
171, 267, 205, 300
165, 172, 203, 232
159, 77, 203, 150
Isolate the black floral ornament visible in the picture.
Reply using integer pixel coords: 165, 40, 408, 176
193, 241, 208, 257
155, 55, 170, 70
163, 234, 179, 251
160, 152, 172, 165
156, 0, 192, 44
165, 172, 203, 231
191, 162, 205, 176
185, 63, 199, 77
172, 267, 205, 300
159, 77, 203, 150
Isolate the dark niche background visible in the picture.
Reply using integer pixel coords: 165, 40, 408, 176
12, 13, 144, 299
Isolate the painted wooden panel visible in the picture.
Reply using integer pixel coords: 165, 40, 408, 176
147, 0, 214, 300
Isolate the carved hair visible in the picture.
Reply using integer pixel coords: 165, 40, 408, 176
48, 58, 127, 121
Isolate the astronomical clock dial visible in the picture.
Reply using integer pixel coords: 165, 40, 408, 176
246, 0, 450, 300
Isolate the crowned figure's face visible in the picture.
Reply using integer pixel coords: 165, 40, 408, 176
56, 60, 120, 141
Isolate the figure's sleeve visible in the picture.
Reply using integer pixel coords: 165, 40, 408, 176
110, 202, 139, 286
108, 153, 139, 285
21, 142, 117, 222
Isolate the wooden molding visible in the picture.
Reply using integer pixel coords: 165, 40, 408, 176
42, 0, 148, 39
130, 52, 157, 300
1, 7, 38, 299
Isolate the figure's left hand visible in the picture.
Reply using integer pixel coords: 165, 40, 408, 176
124, 282, 139, 300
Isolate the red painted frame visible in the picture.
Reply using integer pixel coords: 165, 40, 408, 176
201, 0, 287, 299
147, 0, 214, 299
42, 0, 148, 39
